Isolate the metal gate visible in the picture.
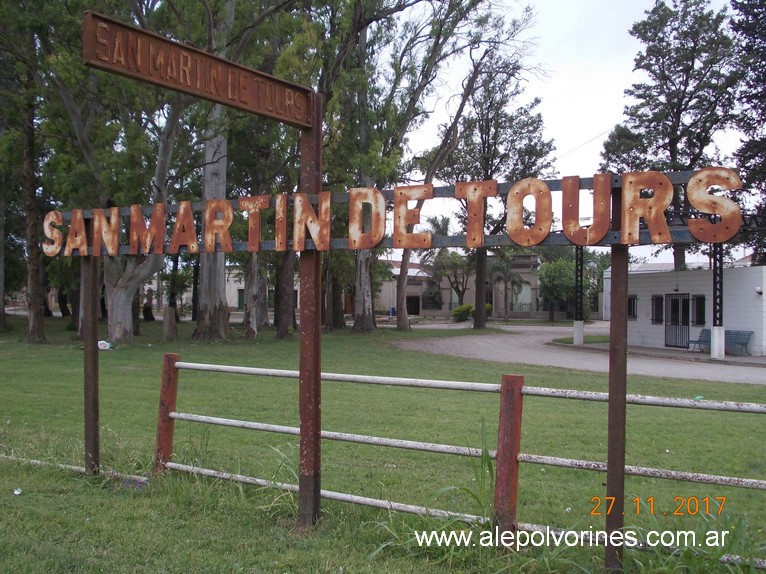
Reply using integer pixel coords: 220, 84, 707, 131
665, 293, 690, 348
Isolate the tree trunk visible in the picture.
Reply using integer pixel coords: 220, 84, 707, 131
503, 282, 509, 320
163, 306, 178, 342
457, 292, 465, 306
673, 245, 686, 270
191, 254, 199, 322
132, 289, 141, 336
243, 252, 260, 339
473, 248, 487, 329
23, 65, 44, 342
58, 290, 71, 318
102, 97, 186, 344
256, 270, 269, 330
168, 254, 180, 322
106, 278, 137, 344
351, 21, 377, 334
396, 248, 411, 330
194, 105, 230, 340
275, 250, 295, 339
0, 181, 6, 331
103, 257, 149, 345
352, 249, 375, 332
331, 275, 345, 329
70, 282, 80, 332
323, 257, 333, 332
193, 252, 230, 340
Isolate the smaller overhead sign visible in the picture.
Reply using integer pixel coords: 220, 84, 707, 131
82, 11, 314, 129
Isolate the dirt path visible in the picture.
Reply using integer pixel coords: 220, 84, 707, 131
396, 322, 766, 385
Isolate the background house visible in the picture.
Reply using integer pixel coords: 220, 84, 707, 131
603, 261, 765, 356
377, 253, 548, 320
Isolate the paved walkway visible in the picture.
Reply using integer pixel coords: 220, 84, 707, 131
398, 320, 766, 385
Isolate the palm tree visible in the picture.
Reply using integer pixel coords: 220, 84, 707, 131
489, 249, 524, 319
416, 215, 452, 269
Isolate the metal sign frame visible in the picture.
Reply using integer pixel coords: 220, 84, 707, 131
74, 11, 324, 527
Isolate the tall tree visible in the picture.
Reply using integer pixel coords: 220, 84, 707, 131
389, 4, 537, 330
433, 249, 474, 306
435, 50, 554, 329
0, 2, 51, 341
191, 0, 294, 340
193, 0, 237, 341
537, 258, 576, 323
731, 0, 766, 265
601, 0, 740, 269
489, 248, 524, 320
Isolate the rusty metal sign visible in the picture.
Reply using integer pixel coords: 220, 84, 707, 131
43, 167, 745, 257
82, 12, 313, 129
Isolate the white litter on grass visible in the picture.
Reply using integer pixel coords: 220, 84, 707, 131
97, 340, 113, 350
13, 488, 22, 496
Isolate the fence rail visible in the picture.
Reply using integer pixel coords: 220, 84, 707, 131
156, 354, 508, 529
154, 354, 766, 570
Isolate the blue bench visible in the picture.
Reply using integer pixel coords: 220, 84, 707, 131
688, 329, 710, 352
725, 330, 753, 356
688, 328, 753, 355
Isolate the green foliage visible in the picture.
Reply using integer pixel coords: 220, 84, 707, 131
618, 0, 739, 172
599, 0, 741, 266
434, 250, 474, 306
475, 303, 492, 318
732, 0, 766, 265
452, 303, 474, 322
537, 258, 576, 312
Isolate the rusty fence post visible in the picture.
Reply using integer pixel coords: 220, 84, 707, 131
494, 374, 525, 535
154, 353, 180, 475
605, 243, 629, 572
297, 93, 324, 527
82, 253, 100, 475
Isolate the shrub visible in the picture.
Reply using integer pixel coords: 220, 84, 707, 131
452, 304, 474, 322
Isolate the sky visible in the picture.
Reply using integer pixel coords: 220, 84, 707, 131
522, 0, 650, 177
413, 0, 737, 262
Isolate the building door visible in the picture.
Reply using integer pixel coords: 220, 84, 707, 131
406, 295, 420, 316
665, 293, 690, 348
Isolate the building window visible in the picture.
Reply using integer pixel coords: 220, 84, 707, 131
692, 294, 706, 326
628, 295, 638, 319
651, 295, 664, 325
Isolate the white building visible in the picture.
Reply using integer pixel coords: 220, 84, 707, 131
603, 262, 765, 356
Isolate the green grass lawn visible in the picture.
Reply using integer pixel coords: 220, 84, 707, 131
1, 314, 764, 572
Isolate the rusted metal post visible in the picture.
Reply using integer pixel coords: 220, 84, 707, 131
82, 253, 100, 475
574, 245, 585, 345
606, 243, 629, 571
711, 242, 725, 359
575, 245, 584, 322
154, 353, 180, 475
297, 94, 323, 527
494, 374, 525, 535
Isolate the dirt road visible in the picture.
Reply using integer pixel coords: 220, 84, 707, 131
397, 322, 766, 385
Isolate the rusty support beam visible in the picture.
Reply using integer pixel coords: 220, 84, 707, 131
297, 95, 323, 527
298, 251, 322, 526
575, 245, 584, 321
606, 243, 629, 571
713, 242, 723, 327
154, 353, 180, 474
494, 374, 524, 535
82, 254, 100, 474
